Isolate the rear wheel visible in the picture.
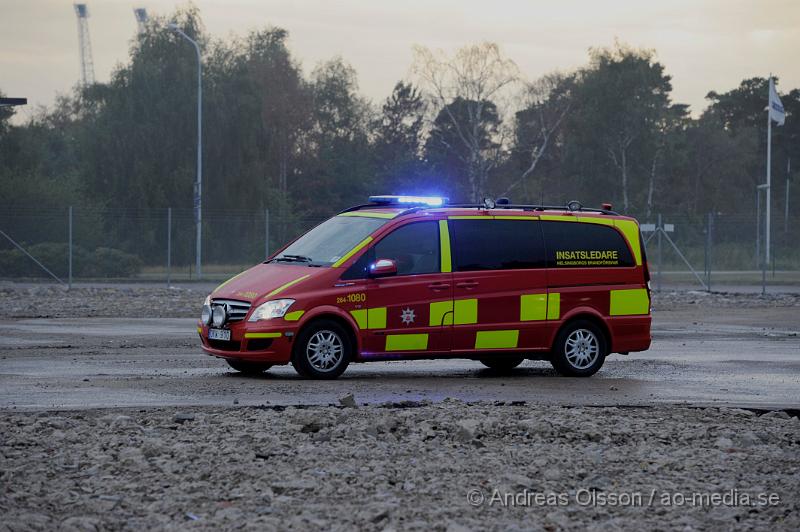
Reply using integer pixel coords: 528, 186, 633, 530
479, 356, 524, 371
226, 359, 272, 375
550, 320, 607, 377
291, 319, 353, 379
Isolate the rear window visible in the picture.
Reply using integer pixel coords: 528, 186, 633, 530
450, 219, 546, 271
542, 221, 634, 267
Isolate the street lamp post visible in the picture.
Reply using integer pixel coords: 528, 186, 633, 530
168, 23, 203, 279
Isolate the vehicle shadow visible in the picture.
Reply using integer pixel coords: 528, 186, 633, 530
218, 363, 565, 381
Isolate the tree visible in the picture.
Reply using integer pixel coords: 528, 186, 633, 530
372, 82, 426, 193
0, 90, 15, 137
505, 72, 573, 202
413, 43, 519, 200
424, 97, 502, 201
674, 114, 757, 215
76, 6, 206, 211
5, 4, 800, 272
704, 78, 800, 216
250, 29, 310, 206
300, 57, 374, 215
566, 43, 678, 213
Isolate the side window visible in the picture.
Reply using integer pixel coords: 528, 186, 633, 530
341, 221, 440, 279
373, 221, 440, 276
450, 219, 545, 271
542, 221, 634, 267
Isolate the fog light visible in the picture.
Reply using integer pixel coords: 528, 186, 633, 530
212, 305, 227, 327
201, 305, 212, 325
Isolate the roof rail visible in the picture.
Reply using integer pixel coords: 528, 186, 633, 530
338, 200, 618, 217
446, 203, 618, 215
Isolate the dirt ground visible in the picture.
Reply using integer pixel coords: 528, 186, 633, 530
0, 284, 798, 530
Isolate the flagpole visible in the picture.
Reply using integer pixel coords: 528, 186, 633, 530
766, 76, 772, 268
786, 158, 791, 234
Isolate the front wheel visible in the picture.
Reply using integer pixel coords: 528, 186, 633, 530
550, 320, 607, 377
291, 320, 353, 379
226, 359, 272, 374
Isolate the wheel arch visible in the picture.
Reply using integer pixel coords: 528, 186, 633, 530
551, 309, 612, 354
295, 306, 361, 356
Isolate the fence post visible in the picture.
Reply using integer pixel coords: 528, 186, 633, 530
68, 206, 73, 290
656, 213, 663, 292
166, 207, 172, 287
265, 208, 270, 259
705, 212, 713, 292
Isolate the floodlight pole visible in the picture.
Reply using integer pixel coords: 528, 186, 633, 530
169, 24, 203, 279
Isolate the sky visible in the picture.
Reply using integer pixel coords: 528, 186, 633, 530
2, 0, 799, 122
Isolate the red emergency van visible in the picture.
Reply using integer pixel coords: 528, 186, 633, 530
198, 196, 651, 379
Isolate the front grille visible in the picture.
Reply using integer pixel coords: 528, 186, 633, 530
211, 299, 252, 323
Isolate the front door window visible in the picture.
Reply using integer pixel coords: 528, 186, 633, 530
347, 221, 453, 355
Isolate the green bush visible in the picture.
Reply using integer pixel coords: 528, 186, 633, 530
28, 242, 90, 277
82, 247, 143, 278
0, 243, 89, 278
0, 249, 26, 276
0, 242, 142, 278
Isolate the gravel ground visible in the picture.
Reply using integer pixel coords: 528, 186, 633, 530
1, 402, 798, 531
0, 284, 798, 319
652, 290, 800, 311
2, 284, 798, 530
0, 285, 206, 319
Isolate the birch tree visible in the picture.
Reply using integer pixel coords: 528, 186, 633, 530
505, 72, 572, 200
412, 42, 519, 200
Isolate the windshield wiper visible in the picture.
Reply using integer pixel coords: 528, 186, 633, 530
273, 254, 313, 263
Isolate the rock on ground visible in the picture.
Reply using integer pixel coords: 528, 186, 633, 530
1, 404, 798, 531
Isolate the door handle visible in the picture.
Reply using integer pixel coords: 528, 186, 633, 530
427, 282, 450, 291
456, 281, 479, 289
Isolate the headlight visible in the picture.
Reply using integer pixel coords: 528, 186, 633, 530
212, 305, 227, 327
200, 296, 212, 325
248, 299, 295, 322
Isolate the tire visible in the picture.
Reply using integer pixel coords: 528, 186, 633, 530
291, 319, 353, 379
479, 356, 524, 371
226, 359, 272, 374
550, 319, 607, 377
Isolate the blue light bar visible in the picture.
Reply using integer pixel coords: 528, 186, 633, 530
368, 195, 448, 207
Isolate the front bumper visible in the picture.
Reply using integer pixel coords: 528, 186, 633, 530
197, 321, 296, 364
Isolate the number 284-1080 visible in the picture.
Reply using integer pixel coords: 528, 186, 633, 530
337, 293, 366, 304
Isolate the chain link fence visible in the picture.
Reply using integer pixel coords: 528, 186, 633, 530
0, 206, 326, 284
1, 206, 797, 289
640, 212, 798, 291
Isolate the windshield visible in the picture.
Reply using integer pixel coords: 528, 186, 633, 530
271, 215, 388, 266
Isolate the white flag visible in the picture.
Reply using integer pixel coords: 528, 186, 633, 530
769, 77, 785, 126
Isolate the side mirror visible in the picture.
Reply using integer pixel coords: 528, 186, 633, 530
369, 258, 397, 278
